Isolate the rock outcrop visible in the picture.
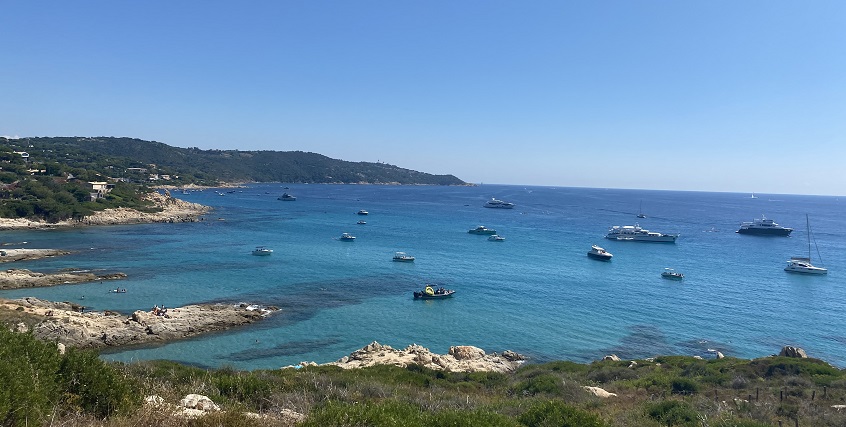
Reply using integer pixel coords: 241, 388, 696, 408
319, 341, 525, 373
0, 268, 126, 290
1, 298, 275, 349
0, 249, 71, 263
779, 346, 808, 358
584, 386, 617, 398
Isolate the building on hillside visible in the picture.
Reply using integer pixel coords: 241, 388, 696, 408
89, 181, 114, 201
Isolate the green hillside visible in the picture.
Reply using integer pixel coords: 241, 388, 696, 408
0, 136, 465, 221
6, 137, 465, 186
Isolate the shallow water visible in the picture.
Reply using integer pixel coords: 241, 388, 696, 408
2, 184, 844, 369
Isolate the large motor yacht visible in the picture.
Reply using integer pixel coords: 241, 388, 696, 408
736, 216, 792, 236
605, 224, 678, 243
484, 198, 515, 209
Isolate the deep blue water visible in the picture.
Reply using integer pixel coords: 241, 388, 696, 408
2, 184, 844, 370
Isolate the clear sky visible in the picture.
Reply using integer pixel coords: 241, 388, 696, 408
2, 1, 844, 195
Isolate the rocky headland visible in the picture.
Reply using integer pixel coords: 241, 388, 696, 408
0, 268, 127, 290
0, 248, 71, 263
0, 191, 210, 230
2, 297, 276, 349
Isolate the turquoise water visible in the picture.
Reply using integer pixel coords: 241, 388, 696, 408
2, 184, 845, 370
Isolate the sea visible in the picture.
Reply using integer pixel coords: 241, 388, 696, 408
1, 184, 844, 370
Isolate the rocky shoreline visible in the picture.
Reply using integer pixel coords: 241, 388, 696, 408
0, 268, 127, 290
2, 297, 276, 350
0, 248, 71, 263
0, 191, 210, 230
291, 341, 526, 373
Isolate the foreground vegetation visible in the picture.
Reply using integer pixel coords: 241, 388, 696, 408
2, 327, 845, 427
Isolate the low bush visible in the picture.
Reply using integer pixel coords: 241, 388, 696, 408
518, 400, 608, 427
644, 400, 699, 426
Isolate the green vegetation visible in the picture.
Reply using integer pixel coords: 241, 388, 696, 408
3, 136, 466, 186
0, 141, 155, 222
0, 136, 465, 221
2, 325, 845, 426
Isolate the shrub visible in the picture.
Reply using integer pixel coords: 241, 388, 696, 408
644, 400, 699, 426
518, 400, 608, 427
212, 370, 273, 408
0, 329, 61, 426
671, 377, 700, 395
302, 400, 518, 427
57, 347, 139, 418
513, 374, 563, 396
586, 366, 638, 383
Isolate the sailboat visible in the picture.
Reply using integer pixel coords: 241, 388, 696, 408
784, 214, 827, 275
636, 200, 646, 218
750, 192, 757, 199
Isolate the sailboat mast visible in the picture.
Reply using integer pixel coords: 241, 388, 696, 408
806, 214, 811, 260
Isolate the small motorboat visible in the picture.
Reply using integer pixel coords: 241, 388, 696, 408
392, 251, 415, 262
468, 225, 497, 235
339, 232, 356, 241
488, 234, 505, 241
661, 268, 684, 280
357, 210, 369, 215
357, 220, 367, 225
413, 285, 455, 299
278, 192, 296, 201
587, 245, 612, 261
252, 246, 273, 256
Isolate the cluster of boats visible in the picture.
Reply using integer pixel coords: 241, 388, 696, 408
587, 213, 827, 277
734, 215, 826, 275
468, 225, 506, 241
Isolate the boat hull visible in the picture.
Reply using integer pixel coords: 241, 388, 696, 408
413, 290, 455, 299
587, 252, 612, 261
785, 266, 827, 275
469, 230, 497, 235
606, 235, 677, 243
737, 228, 792, 236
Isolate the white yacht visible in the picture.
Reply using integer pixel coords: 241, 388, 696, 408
605, 224, 678, 242
587, 245, 612, 261
737, 216, 792, 236
488, 234, 506, 241
784, 258, 827, 275
661, 268, 684, 280
392, 252, 415, 262
339, 232, 356, 241
484, 198, 515, 209
784, 214, 827, 275
252, 246, 273, 256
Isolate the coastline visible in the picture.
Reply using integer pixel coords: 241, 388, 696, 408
0, 192, 211, 231
2, 297, 276, 350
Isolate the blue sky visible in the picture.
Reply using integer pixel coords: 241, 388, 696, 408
2, 1, 844, 195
